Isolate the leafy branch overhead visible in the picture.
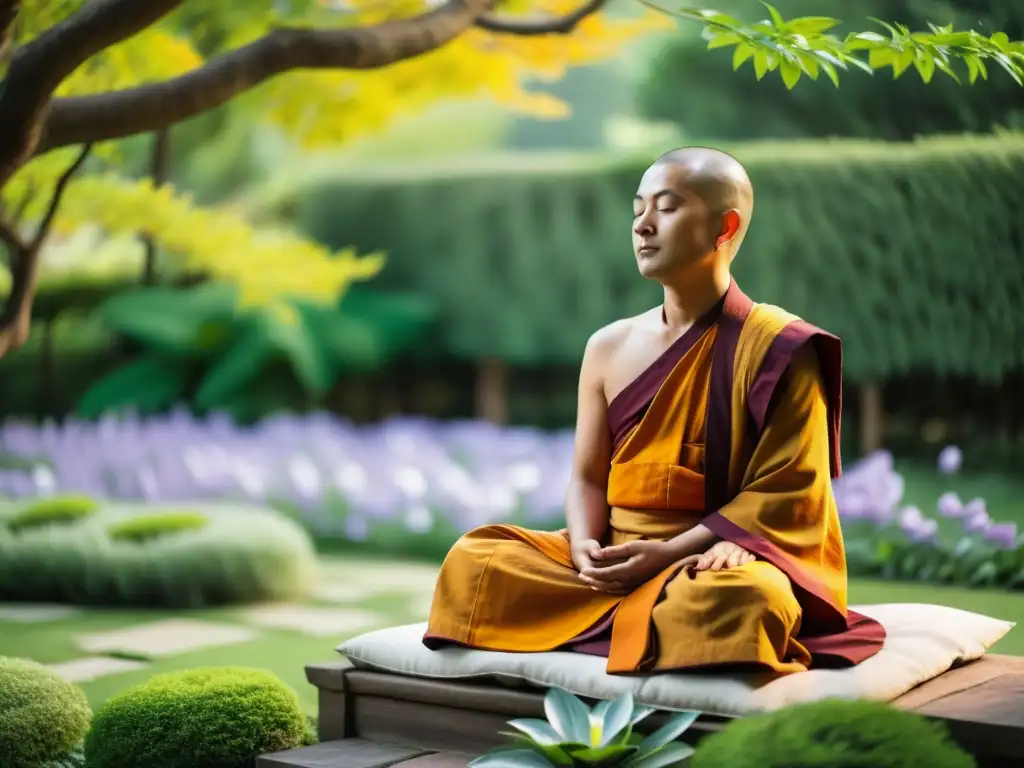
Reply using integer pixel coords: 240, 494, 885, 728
650, 1, 1024, 89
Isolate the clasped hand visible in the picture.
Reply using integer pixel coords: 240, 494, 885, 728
574, 539, 755, 595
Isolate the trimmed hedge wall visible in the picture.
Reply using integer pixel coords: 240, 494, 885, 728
292, 134, 1024, 382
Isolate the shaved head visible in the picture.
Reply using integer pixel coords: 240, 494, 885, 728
652, 146, 754, 254
632, 146, 755, 281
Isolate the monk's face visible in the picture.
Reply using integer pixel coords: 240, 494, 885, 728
632, 162, 717, 279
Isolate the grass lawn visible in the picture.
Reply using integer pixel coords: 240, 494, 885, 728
0, 554, 1020, 718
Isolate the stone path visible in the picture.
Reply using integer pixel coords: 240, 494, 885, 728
75, 618, 259, 658
0, 603, 83, 622
47, 656, 148, 683
243, 604, 384, 637
7, 560, 440, 684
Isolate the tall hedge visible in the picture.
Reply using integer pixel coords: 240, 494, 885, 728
292, 134, 1024, 383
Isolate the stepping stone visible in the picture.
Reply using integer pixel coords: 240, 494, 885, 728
47, 656, 148, 683
243, 605, 383, 637
76, 618, 258, 658
0, 603, 83, 622
312, 583, 366, 604
317, 565, 440, 598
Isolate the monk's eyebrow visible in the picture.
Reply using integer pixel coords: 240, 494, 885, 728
633, 189, 683, 203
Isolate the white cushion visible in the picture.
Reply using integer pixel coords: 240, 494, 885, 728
336, 603, 1014, 717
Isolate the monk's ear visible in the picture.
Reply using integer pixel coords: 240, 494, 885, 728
716, 209, 742, 248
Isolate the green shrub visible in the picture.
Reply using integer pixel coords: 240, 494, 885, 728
107, 511, 208, 543
293, 134, 1024, 382
692, 699, 975, 768
84, 667, 314, 768
0, 656, 92, 768
4, 495, 99, 533
0, 502, 317, 607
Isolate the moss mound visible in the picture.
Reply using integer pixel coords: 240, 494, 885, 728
0, 502, 316, 607
692, 698, 975, 768
0, 656, 92, 768
107, 511, 208, 543
4, 495, 99, 533
84, 667, 313, 768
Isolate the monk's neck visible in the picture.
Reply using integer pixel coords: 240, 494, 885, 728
661, 272, 731, 330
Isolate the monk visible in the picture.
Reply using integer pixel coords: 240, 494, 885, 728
423, 147, 886, 676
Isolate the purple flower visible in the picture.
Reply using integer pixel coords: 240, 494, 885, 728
937, 492, 964, 518
937, 445, 962, 475
910, 518, 939, 542
963, 501, 990, 533
983, 522, 1018, 550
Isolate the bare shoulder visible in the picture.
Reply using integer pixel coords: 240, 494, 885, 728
585, 307, 661, 359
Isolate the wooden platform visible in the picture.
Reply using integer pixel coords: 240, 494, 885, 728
289, 654, 1024, 768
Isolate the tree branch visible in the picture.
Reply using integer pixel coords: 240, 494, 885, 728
0, 218, 24, 258
0, 0, 185, 187
0, 0, 18, 64
474, 0, 606, 35
0, 142, 92, 356
36, 0, 608, 152
12, 0, 187, 94
30, 142, 92, 251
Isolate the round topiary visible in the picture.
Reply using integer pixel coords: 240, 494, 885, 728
0, 502, 317, 607
84, 667, 314, 768
0, 656, 92, 768
4, 495, 99, 533
692, 698, 975, 768
107, 511, 208, 543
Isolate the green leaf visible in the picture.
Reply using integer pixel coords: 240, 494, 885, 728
914, 51, 936, 83
635, 711, 700, 757
934, 55, 961, 83
706, 32, 741, 50
295, 301, 385, 373
75, 354, 191, 418
891, 49, 915, 77
544, 688, 592, 745
779, 59, 801, 88
789, 16, 839, 35
732, 43, 754, 69
994, 52, 1023, 86
760, 1, 784, 29
96, 283, 236, 357
868, 48, 895, 69
469, 749, 557, 768
598, 694, 635, 746
753, 50, 769, 79
626, 742, 696, 768
497, 734, 575, 766
193, 318, 274, 410
506, 719, 564, 746
629, 705, 657, 727
264, 309, 335, 393
568, 744, 639, 765
797, 54, 819, 79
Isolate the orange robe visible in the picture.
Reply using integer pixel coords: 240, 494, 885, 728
424, 281, 885, 675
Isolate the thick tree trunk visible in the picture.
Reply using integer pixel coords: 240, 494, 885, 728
142, 129, 171, 285
475, 357, 508, 425
858, 382, 885, 456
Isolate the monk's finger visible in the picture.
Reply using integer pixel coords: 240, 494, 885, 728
710, 553, 730, 571
743, 551, 756, 564
594, 543, 633, 560
726, 551, 743, 569
583, 560, 634, 580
